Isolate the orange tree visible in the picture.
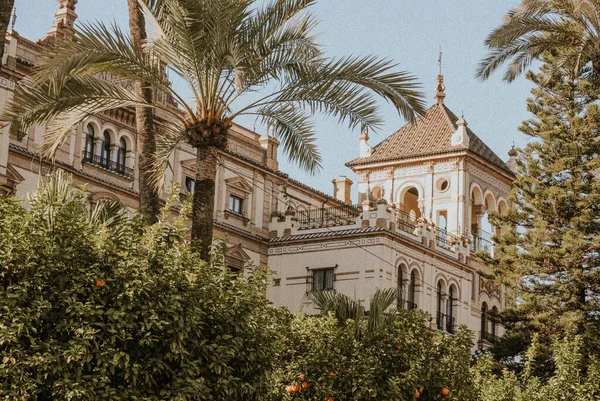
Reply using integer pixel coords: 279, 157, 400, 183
269, 305, 477, 401
0, 171, 288, 400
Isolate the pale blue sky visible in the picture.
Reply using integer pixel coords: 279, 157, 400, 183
14, 0, 533, 199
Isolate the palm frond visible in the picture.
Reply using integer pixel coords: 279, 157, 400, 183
306, 55, 426, 122
89, 199, 129, 238
247, 103, 321, 172
366, 288, 398, 333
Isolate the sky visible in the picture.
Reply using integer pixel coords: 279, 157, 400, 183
14, 0, 534, 200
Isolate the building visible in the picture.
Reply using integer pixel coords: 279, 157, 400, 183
0, 1, 514, 344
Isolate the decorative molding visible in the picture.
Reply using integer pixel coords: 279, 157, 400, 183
480, 276, 501, 299
467, 165, 511, 194
394, 165, 429, 177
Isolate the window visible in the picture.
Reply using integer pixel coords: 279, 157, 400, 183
481, 302, 488, 339
491, 306, 498, 337
229, 194, 244, 215
437, 178, 450, 192
101, 131, 111, 166
312, 268, 334, 291
184, 176, 195, 194
117, 137, 127, 171
84, 124, 95, 160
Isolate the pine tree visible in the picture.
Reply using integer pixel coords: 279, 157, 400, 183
489, 55, 600, 367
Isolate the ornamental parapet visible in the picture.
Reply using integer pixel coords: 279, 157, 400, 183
269, 201, 472, 263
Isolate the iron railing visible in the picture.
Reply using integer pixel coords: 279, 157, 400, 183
296, 204, 361, 230
436, 312, 456, 334
471, 229, 494, 256
435, 228, 460, 251
82, 150, 134, 179
396, 209, 417, 234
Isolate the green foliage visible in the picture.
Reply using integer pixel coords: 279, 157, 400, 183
0, 171, 481, 400
473, 331, 600, 401
486, 55, 600, 367
269, 308, 477, 401
0, 171, 286, 400
477, 0, 600, 82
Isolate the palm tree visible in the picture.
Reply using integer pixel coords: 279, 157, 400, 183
127, 0, 160, 224
309, 288, 398, 339
4, 0, 425, 261
0, 0, 15, 61
477, 0, 600, 82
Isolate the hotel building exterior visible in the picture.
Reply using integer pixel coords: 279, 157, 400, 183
0, 1, 514, 345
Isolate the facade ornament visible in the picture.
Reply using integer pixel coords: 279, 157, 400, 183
435, 51, 446, 105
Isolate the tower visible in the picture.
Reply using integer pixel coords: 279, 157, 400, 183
41, 0, 78, 45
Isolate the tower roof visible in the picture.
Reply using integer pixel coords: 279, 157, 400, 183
346, 102, 513, 175
40, 0, 78, 45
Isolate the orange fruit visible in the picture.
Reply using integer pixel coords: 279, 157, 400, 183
414, 390, 420, 398
329, 370, 336, 377
291, 384, 299, 392
442, 387, 449, 396
298, 373, 305, 380
302, 381, 309, 389
95, 279, 105, 287
396, 344, 402, 350
327, 398, 334, 401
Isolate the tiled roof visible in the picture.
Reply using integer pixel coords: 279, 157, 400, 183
346, 104, 513, 175
214, 219, 268, 242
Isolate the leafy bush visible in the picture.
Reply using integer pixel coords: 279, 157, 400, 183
0, 171, 482, 400
0, 171, 286, 400
269, 306, 477, 401
473, 331, 600, 401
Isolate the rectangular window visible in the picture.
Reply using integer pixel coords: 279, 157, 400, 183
184, 176, 195, 194
312, 268, 334, 291
229, 195, 244, 215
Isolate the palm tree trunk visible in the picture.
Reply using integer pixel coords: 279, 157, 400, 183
191, 146, 217, 261
127, 0, 159, 224
0, 0, 15, 62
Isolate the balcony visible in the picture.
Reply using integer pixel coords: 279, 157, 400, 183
471, 229, 495, 256
296, 204, 362, 230
436, 312, 456, 334
82, 150, 134, 179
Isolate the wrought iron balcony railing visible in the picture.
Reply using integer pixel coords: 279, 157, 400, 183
471, 230, 495, 256
82, 150, 134, 179
296, 204, 361, 230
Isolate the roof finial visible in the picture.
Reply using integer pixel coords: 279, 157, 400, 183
10, 7, 16, 31
435, 48, 446, 105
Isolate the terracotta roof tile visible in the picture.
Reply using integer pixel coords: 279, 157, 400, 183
346, 104, 513, 175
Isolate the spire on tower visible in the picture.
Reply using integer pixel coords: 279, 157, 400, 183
40, 0, 78, 45
435, 49, 446, 105
10, 7, 16, 32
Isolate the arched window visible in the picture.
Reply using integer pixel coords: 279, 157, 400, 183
491, 306, 499, 338
436, 281, 445, 330
117, 137, 127, 172
397, 264, 404, 309
481, 302, 488, 340
446, 285, 456, 334
407, 270, 417, 309
101, 131, 111, 166
84, 124, 95, 160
